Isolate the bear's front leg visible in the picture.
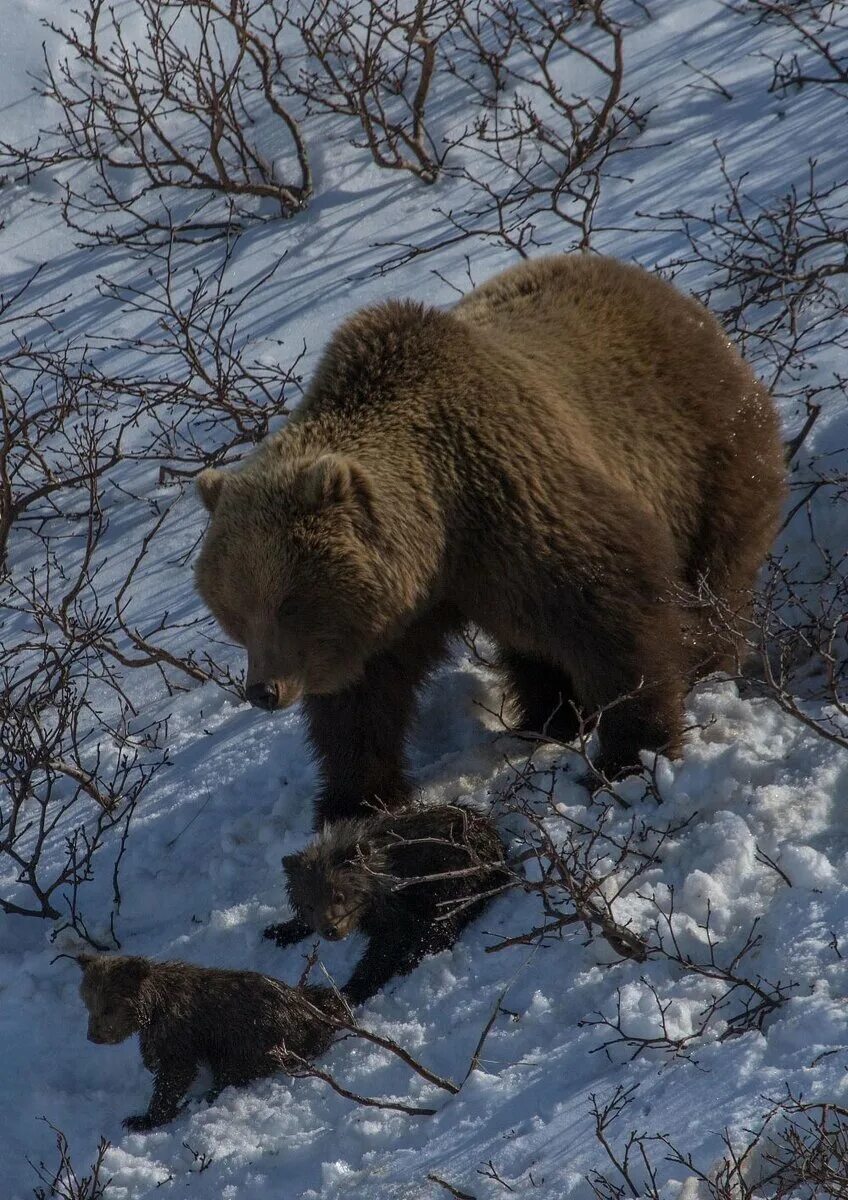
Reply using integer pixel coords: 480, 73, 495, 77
342, 925, 424, 1005
303, 613, 455, 827
123, 1059, 197, 1131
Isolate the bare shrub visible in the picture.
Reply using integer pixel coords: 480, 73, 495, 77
705, 549, 848, 754
3, 236, 300, 550
87, 239, 303, 479
379, 0, 647, 269
738, 1, 848, 96
640, 36, 847, 747
485, 753, 662, 962
588, 1084, 848, 1199
290, 0, 453, 183
0, 637, 168, 942
477, 693, 797, 1064
2, 237, 299, 697
265, 950, 508, 1116
644, 123, 847, 741
0, 343, 132, 574
0, 0, 311, 245
648, 150, 848, 453
1, 237, 303, 945
29, 1121, 111, 1200
581, 890, 797, 1062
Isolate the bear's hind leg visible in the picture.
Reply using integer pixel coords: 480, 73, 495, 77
497, 650, 582, 743
567, 597, 686, 781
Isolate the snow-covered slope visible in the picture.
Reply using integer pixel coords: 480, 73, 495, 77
1, 1, 846, 1197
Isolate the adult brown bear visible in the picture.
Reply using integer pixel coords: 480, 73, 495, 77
194, 255, 786, 823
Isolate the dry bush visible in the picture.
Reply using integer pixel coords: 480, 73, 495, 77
0, 0, 310, 246
2, 240, 296, 696
484, 752, 663, 962
289, 0, 454, 183
1, 241, 298, 937
379, 0, 648, 268
0, 340, 133, 573
581, 891, 797, 1062
644, 33, 847, 748
481, 739, 796, 1061
3, 481, 242, 698
29, 1122, 111, 1200
0, 270, 80, 569
70, 239, 303, 480
650, 151, 848, 447
738, 1, 848, 96
727, 551, 848, 753
588, 1084, 848, 1199
662, 536, 848, 765
0, 637, 168, 943
649, 0, 847, 486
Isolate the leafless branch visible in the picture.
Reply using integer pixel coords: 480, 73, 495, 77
0, 0, 312, 245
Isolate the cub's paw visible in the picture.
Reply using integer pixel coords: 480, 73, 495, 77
263, 919, 309, 947
122, 1113, 155, 1133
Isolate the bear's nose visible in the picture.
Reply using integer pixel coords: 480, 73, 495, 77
246, 681, 278, 710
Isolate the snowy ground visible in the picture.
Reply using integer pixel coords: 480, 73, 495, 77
1, 0, 847, 1197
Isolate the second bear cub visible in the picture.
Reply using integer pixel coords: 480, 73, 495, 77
77, 954, 344, 1130
264, 805, 509, 1004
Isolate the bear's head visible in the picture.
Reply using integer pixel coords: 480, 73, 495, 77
282, 824, 381, 940
194, 452, 398, 710
76, 954, 151, 1044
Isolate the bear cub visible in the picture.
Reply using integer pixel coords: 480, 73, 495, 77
77, 954, 344, 1130
264, 804, 509, 1004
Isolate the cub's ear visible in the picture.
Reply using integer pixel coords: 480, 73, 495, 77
118, 958, 152, 990
196, 468, 227, 514
294, 455, 375, 518
73, 952, 98, 971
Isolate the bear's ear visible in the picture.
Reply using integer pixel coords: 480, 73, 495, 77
117, 957, 152, 991
73, 952, 98, 972
294, 455, 375, 518
196, 468, 227, 514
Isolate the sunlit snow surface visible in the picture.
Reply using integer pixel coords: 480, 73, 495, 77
0, 0, 846, 1196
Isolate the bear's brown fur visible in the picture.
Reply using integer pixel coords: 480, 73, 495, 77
76, 954, 344, 1130
264, 804, 509, 1003
194, 254, 786, 820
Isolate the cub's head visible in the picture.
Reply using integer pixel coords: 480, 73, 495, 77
283, 830, 379, 941
76, 954, 152, 1045
194, 454, 395, 710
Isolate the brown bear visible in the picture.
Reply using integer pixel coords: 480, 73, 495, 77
76, 954, 344, 1130
194, 254, 786, 821
264, 804, 510, 1003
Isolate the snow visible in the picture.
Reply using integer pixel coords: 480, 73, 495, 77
1, 0, 847, 1197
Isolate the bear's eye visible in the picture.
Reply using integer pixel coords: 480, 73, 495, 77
332, 890, 345, 905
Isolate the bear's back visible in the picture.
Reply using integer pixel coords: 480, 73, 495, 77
453, 254, 782, 542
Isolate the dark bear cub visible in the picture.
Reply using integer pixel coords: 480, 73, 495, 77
76, 954, 344, 1130
264, 805, 509, 1004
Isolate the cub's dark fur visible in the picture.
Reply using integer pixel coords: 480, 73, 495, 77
77, 954, 343, 1130
264, 805, 508, 1004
